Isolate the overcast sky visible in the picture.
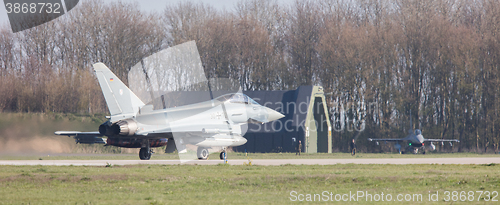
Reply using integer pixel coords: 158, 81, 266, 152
0, 0, 294, 32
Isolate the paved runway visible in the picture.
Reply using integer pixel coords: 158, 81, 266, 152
0, 157, 498, 166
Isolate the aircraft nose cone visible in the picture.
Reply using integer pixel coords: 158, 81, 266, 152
417, 135, 424, 143
240, 136, 247, 145
266, 108, 285, 122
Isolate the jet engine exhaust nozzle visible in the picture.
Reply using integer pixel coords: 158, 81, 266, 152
111, 119, 138, 136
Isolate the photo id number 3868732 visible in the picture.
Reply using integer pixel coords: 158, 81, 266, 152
5, 3, 61, 14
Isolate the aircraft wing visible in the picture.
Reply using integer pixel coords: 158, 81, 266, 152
55, 131, 101, 136
136, 123, 233, 136
424, 139, 460, 142
55, 131, 106, 144
367, 138, 406, 142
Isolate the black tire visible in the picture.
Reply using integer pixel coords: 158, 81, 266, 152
139, 148, 151, 160
220, 151, 226, 160
197, 147, 209, 160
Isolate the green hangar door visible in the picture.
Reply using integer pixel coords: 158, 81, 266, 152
304, 86, 332, 153
314, 97, 330, 153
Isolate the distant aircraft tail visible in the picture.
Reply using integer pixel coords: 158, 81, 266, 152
93, 63, 145, 117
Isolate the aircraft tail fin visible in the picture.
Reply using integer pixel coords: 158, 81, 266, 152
93, 63, 145, 116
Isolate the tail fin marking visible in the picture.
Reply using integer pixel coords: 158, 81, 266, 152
93, 63, 145, 116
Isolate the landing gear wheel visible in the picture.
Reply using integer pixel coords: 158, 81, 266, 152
139, 148, 151, 160
197, 147, 209, 160
220, 151, 227, 160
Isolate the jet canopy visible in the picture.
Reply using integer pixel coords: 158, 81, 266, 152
216, 93, 260, 105
415, 129, 422, 135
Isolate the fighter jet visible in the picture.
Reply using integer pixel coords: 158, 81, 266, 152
55, 63, 284, 160
368, 111, 459, 154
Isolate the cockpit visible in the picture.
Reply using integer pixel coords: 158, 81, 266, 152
216, 93, 260, 105
415, 129, 422, 135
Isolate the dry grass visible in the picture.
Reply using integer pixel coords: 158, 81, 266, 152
0, 164, 498, 204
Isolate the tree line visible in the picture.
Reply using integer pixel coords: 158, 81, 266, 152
0, 0, 499, 153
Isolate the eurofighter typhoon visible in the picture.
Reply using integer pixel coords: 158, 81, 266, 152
56, 41, 284, 161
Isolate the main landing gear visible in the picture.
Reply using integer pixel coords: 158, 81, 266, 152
139, 147, 152, 160
139, 139, 153, 160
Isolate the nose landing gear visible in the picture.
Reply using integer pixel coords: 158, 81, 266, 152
220, 150, 227, 160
